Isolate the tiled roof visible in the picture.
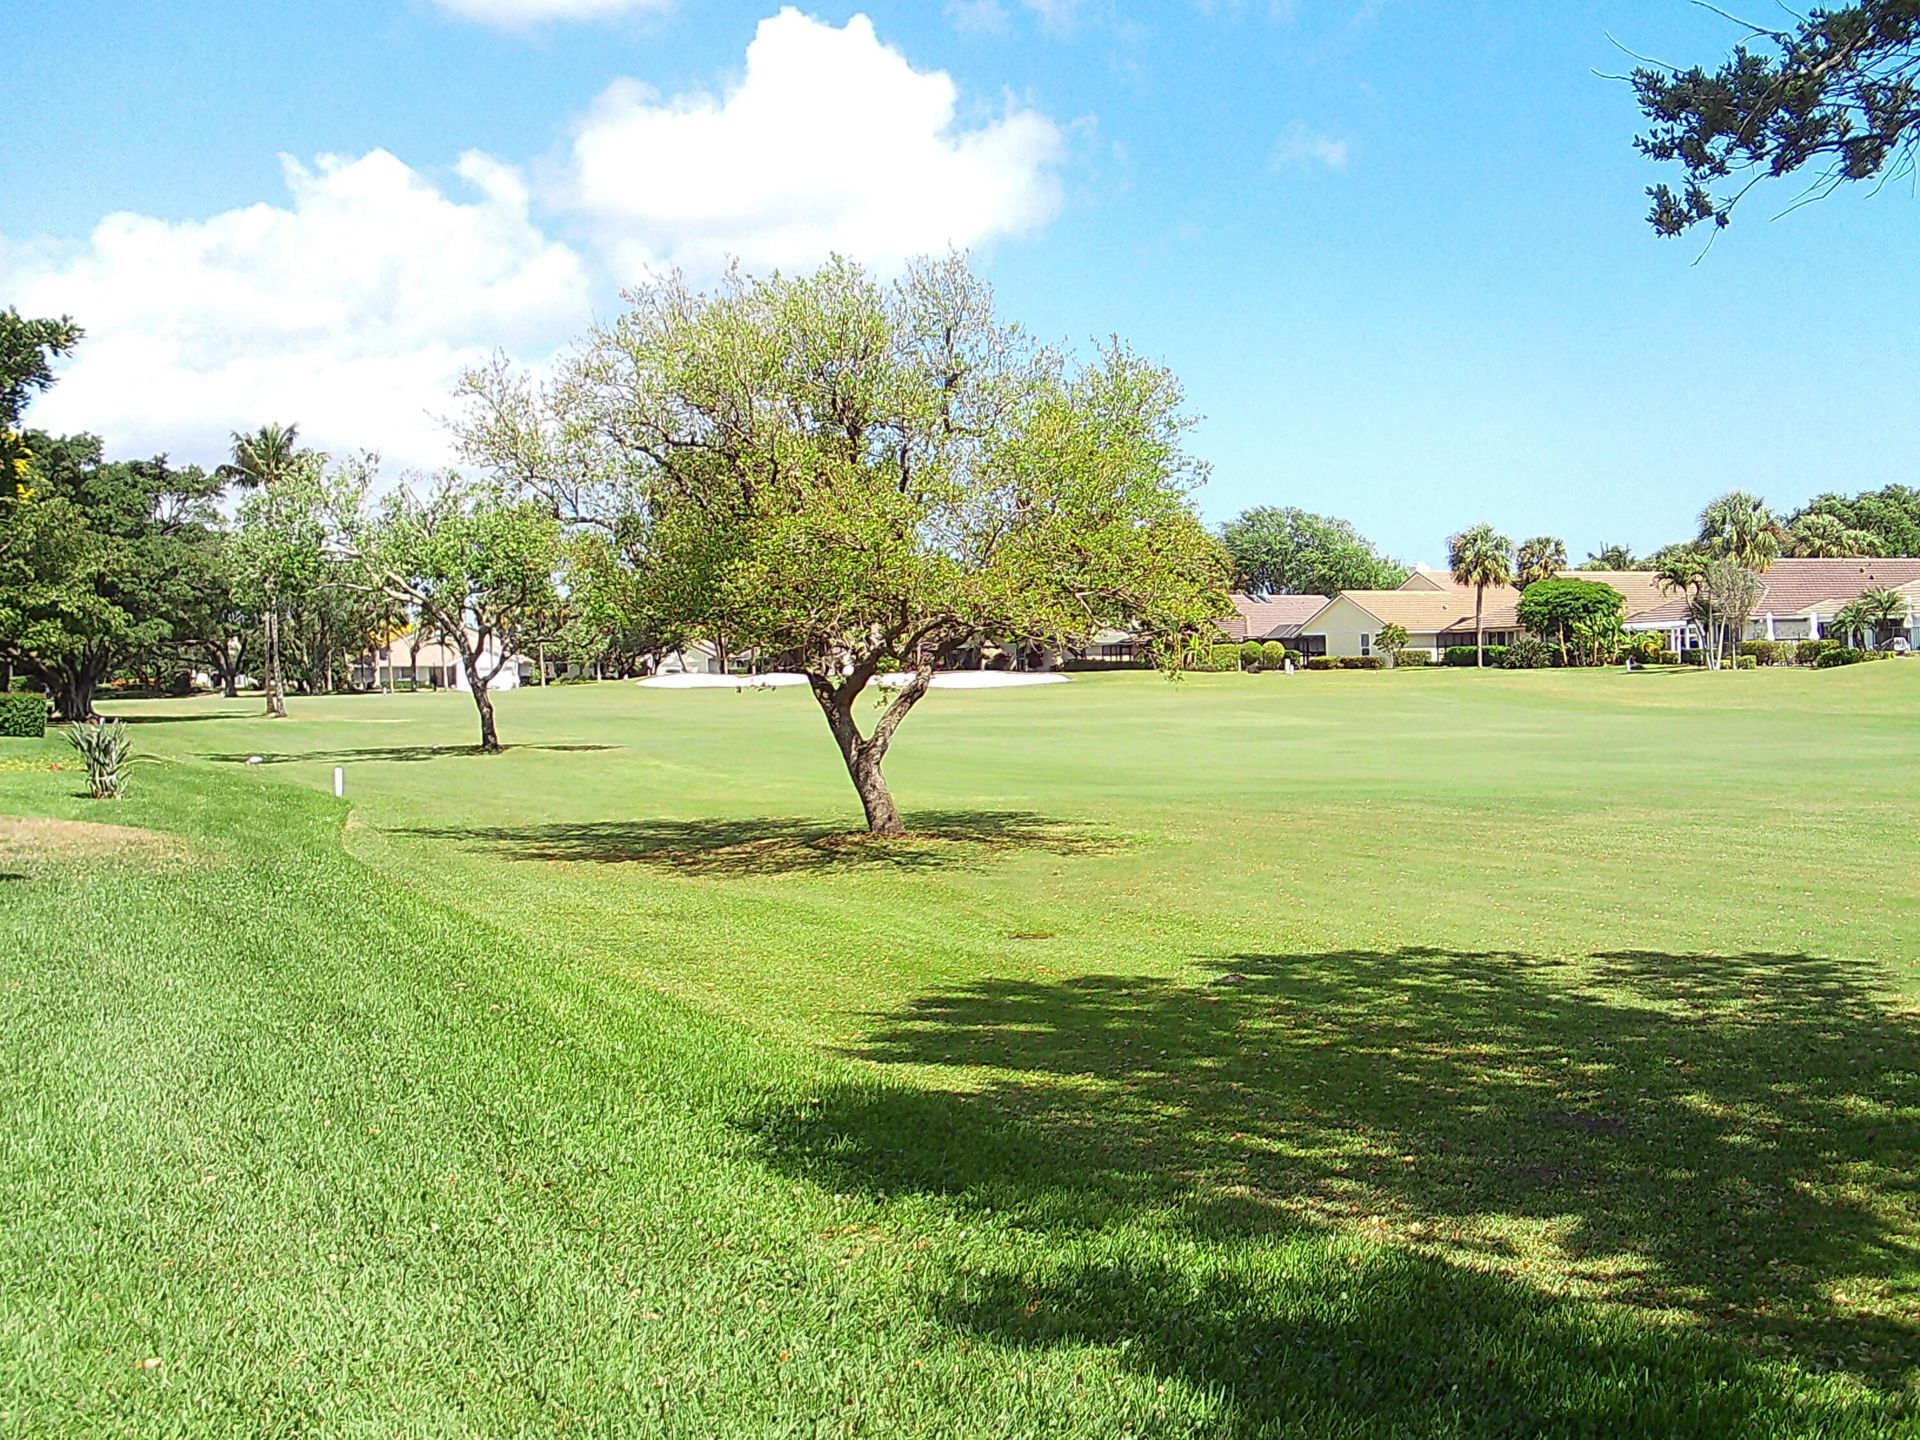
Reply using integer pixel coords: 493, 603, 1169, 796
1221, 593, 1337, 641
1629, 558, 1920, 626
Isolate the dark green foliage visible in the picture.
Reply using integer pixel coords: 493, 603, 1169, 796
1650, 651, 1682, 666
1209, 643, 1243, 672
1219, 507, 1407, 596
1500, 636, 1553, 670
1632, 2, 1920, 236
1239, 640, 1265, 670
0, 692, 48, 737
1305, 655, 1338, 671
1338, 655, 1383, 671
1059, 657, 1147, 673
1734, 655, 1758, 670
1799, 639, 1844, 665
1793, 485, 1920, 557
0, 310, 81, 433
1393, 649, 1432, 667
1517, 579, 1627, 665
1444, 645, 1509, 667
1258, 640, 1288, 669
1739, 639, 1793, 666
1682, 649, 1709, 667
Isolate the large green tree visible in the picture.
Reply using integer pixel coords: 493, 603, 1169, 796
1787, 509, 1885, 558
1632, 2, 1920, 236
1793, 485, 1920, 555
1, 310, 81, 493
1219, 507, 1406, 596
1579, 542, 1639, 570
0, 434, 222, 719
1446, 523, 1514, 668
457, 254, 1227, 834
1698, 490, 1784, 571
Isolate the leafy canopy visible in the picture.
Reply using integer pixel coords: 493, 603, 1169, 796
1219, 507, 1407, 596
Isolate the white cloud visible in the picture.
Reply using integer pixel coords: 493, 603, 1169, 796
431, 0, 672, 26
2, 149, 590, 471
566, 7, 1067, 277
1270, 121, 1351, 172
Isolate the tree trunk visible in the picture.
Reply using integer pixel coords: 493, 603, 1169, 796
457, 642, 501, 752
808, 667, 931, 836
536, 642, 546, 685
51, 667, 99, 723
262, 584, 287, 718
1475, 586, 1486, 668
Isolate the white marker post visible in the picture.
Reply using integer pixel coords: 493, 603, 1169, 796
333, 766, 344, 799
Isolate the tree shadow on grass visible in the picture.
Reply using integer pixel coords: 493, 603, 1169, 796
398, 810, 1123, 877
746, 946, 1920, 1434
205, 743, 619, 766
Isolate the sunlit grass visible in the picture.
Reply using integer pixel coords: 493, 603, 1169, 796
0, 666, 1915, 1435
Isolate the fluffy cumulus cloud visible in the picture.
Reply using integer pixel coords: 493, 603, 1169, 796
567, 7, 1067, 278
2, 149, 590, 470
431, 0, 672, 25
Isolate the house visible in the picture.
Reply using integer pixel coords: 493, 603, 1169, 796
1296, 570, 1673, 659
355, 629, 534, 691
1219, 594, 1333, 655
1624, 558, 1920, 650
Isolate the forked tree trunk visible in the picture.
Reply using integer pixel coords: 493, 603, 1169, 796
808, 667, 932, 837
456, 642, 502, 752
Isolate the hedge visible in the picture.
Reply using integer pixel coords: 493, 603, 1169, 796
1059, 658, 1148, 673
1305, 656, 1337, 671
1259, 640, 1288, 669
1797, 639, 1842, 665
1443, 645, 1509, 667
1338, 656, 1383, 670
0, 693, 50, 739
1239, 641, 1265, 670
1392, 650, 1432, 667
1814, 647, 1895, 669
1739, 639, 1792, 666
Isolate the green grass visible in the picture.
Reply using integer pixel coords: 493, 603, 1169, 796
3, 666, 1918, 1436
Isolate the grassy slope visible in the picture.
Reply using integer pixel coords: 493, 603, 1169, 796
1, 668, 1916, 1435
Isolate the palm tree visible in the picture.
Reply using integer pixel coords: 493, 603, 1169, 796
1581, 543, 1636, 570
1697, 490, 1784, 572
1788, 511, 1883, 559
1844, 586, 1909, 648
1446, 523, 1514, 667
1654, 546, 1710, 662
218, 423, 311, 718
1515, 535, 1567, 589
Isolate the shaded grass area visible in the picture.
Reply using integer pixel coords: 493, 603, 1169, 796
399, 809, 1122, 876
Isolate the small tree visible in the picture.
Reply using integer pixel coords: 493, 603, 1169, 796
1516, 578, 1626, 667
1446, 523, 1514, 668
458, 254, 1227, 833
220, 424, 323, 717
1836, 586, 1908, 647
352, 474, 562, 752
1375, 622, 1410, 668
1698, 558, 1765, 669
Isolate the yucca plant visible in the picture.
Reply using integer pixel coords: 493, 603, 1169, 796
65, 720, 134, 799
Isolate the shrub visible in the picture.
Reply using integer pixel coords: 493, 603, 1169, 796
1259, 640, 1288, 669
1796, 639, 1840, 665
1815, 647, 1868, 668
1338, 655, 1383, 670
8, 675, 45, 692
1238, 640, 1265, 670
65, 720, 134, 798
1284, 648, 1304, 665
1393, 649, 1432, 667
0, 693, 50, 738
1208, 643, 1243, 672
1649, 650, 1681, 666
1500, 636, 1552, 669
1680, 649, 1708, 667
1734, 655, 1757, 669
1305, 656, 1338, 671
1739, 639, 1790, 666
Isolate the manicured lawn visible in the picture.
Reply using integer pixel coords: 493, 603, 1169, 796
3, 667, 1918, 1435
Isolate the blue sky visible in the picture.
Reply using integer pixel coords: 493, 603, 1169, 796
9, 0, 1916, 564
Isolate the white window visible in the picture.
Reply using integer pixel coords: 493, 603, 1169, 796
1358, 633, 1371, 656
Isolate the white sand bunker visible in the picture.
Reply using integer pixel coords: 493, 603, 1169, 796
637, 672, 811, 689
638, 670, 1069, 691
877, 671, 1069, 689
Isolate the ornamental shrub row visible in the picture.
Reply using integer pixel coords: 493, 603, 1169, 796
0, 693, 50, 739
1814, 647, 1895, 669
